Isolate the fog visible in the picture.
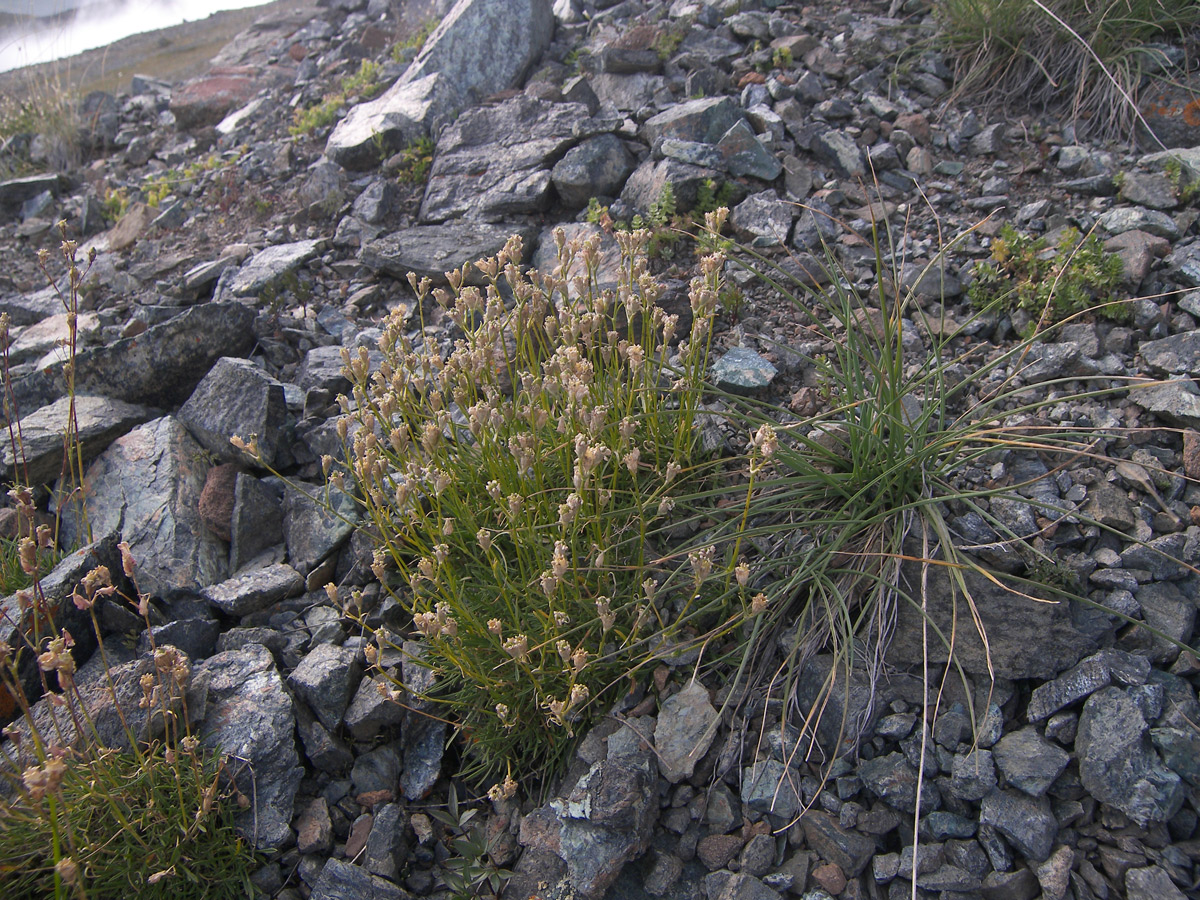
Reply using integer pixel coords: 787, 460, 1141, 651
0, 0, 274, 73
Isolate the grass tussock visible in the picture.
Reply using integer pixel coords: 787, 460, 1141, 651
937, 0, 1200, 141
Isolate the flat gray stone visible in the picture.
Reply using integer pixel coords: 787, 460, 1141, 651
741, 758, 801, 820
642, 96, 741, 146
310, 858, 408, 900
420, 97, 595, 223
1, 395, 153, 486
551, 133, 636, 208
992, 727, 1069, 797
1131, 377, 1200, 429
196, 643, 302, 850
289, 642, 363, 732
654, 680, 719, 783
230, 473, 285, 571
619, 156, 722, 215
1076, 686, 1185, 826
1027, 649, 1150, 721
1098, 206, 1180, 240
711, 347, 777, 393
1126, 865, 1188, 900
362, 222, 537, 285
729, 190, 794, 247
979, 789, 1058, 862
344, 674, 405, 741
201, 562, 304, 617
801, 810, 875, 878
179, 357, 287, 467
1140, 330, 1200, 375
60, 416, 228, 598
717, 119, 782, 181
282, 481, 359, 577
223, 239, 322, 299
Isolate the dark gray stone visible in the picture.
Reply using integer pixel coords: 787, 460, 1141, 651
992, 727, 1069, 797
551, 133, 635, 208
10, 302, 256, 413
344, 674, 405, 741
296, 702, 354, 774
1076, 686, 1184, 826
289, 642, 362, 732
712, 873, 783, 900
711, 347, 777, 393
178, 357, 287, 467
222, 240, 322, 299
282, 481, 359, 577
654, 679, 719, 783
1026, 649, 1151, 721
811, 129, 865, 177
60, 416, 228, 598
1140, 330, 1200, 375
716, 119, 782, 181
196, 643, 302, 850
400, 714, 445, 801
327, 0, 555, 169
979, 789, 1058, 862
641, 96, 741, 146
801, 810, 876, 878
310, 858, 408, 900
619, 157, 722, 215
741, 758, 802, 820
420, 98, 595, 223
362, 222, 537, 285
1131, 377, 1200, 429
201, 562, 304, 616
1098, 206, 1179, 240
230, 474, 285, 571
950, 749, 998, 802
1125, 865, 1188, 900
729, 190, 793, 247
351, 744, 401, 797
0, 395, 153, 486
363, 802, 406, 879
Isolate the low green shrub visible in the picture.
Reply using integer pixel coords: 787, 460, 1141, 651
967, 224, 1127, 331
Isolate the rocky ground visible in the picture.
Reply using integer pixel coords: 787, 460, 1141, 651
1, 0, 1200, 898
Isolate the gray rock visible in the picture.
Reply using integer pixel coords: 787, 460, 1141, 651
327, 0, 555, 169
901, 261, 962, 300
60, 416, 228, 598
519, 758, 659, 900
729, 190, 793, 247
711, 347, 777, 393
363, 802, 406, 879
792, 653, 880, 760
289, 642, 363, 732
716, 119, 782, 181
712, 873, 783, 900
201, 563, 304, 616
0, 395, 153, 486
801, 810, 876, 878
1125, 580, 1194, 662
230, 474, 285, 571
344, 674, 405, 741
888, 556, 1099, 680
811, 129, 865, 177
1083, 483, 1137, 533
1131, 377, 1200, 429
400, 714, 445, 800
1026, 648, 1150, 721
283, 481, 359, 577
791, 196, 839, 251
1119, 172, 1178, 209
992, 727, 1069, 797
859, 751, 930, 813
642, 96, 741, 146
619, 157, 722, 215
654, 679, 719, 783
589, 72, 666, 113
1126, 865, 1188, 900
362, 222, 537, 285
11, 303, 256, 413
1140, 330, 1200, 375
950, 749, 997, 801
551, 134, 635, 208
741, 758, 802, 820
1076, 686, 1185, 825
222, 239, 322, 299
660, 138, 725, 168
351, 743, 401, 796
178, 357, 287, 468
196, 643, 302, 850
1098, 206, 1180, 240
0, 173, 63, 216
310, 858, 408, 900
420, 98, 594, 223
979, 789, 1058, 862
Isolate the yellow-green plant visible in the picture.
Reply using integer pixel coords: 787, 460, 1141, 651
967, 224, 1127, 332
0, 539, 258, 900
333, 215, 750, 782
394, 136, 435, 184
291, 58, 387, 137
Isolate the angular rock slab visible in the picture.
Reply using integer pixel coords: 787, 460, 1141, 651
61, 416, 229, 599
420, 97, 597, 223
654, 680, 719, 783
327, 0, 555, 169
362, 222, 537, 286
222, 239, 322, 299
1, 394, 153, 486
202, 562, 304, 617
289, 642, 363, 733
179, 357, 288, 468
195, 643, 303, 850
888, 555, 1101, 680
11, 302, 257, 414
1076, 686, 1184, 826
551, 133, 636, 208
517, 758, 659, 900
283, 481, 359, 577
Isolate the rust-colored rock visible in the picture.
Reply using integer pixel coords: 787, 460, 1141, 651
170, 66, 261, 130
198, 462, 240, 542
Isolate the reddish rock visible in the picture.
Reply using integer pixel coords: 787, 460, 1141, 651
697, 833, 744, 871
345, 812, 374, 858
198, 462, 240, 541
894, 111, 931, 145
1183, 429, 1200, 479
171, 66, 261, 130
811, 862, 847, 895
296, 797, 333, 855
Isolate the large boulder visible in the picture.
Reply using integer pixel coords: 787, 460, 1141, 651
326, 0, 555, 170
